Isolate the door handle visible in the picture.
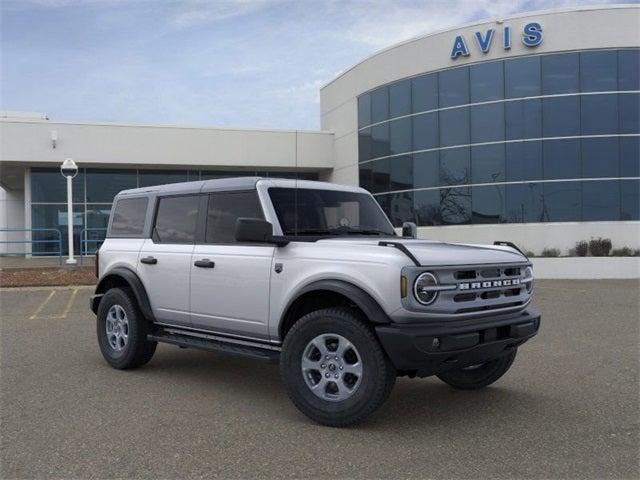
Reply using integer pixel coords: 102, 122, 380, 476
140, 256, 157, 265
194, 259, 215, 268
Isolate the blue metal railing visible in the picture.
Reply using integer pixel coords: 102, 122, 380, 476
79, 228, 107, 264
0, 228, 63, 264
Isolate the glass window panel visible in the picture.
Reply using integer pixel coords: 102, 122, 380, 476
375, 194, 390, 220
506, 141, 543, 182
390, 155, 413, 191
505, 56, 541, 98
543, 139, 581, 180
618, 49, 640, 91
472, 185, 505, 224
542, 97, 580, 137
389, 117, 412, 155
86, 205, 113, 229
505, 183, 543, 223
582, 137, 619, 178
439, 67, 469, 108
387, 191, 415, 227
200, 171, 254, 179
413, 152, 440, 189
412, 73, 438, 113
372, 158, 390, 194
371, 123, 390, 158
581, 94, 618, 135
359, 163, 372, 192
542, 52, 579, 94
206, 191, 264, 244
505, 99, 542, 140
620, 136, 640, 177
619, 93, 639, 134
187, 170, 200, 181
580, 51, 617, 92
84, 205, 111, 253
440, 187, 471, 225
583, 181, 620, 221
471, 144, 505, 184
440, 147, 470, 186
31, 204, 84, 255
439, 108, 469, 147
86, 169, 137, 203
621, 179, 640, 220
31, 168, 85, 203
109, 197, 148, 237
470, 103, 504, 143
470, 61, 504, 102
154, 195, 199, 244
389, 79, 411, 118
138, 170, 189, 187
370, 86, 389, 123
358, 94, 371, 128
543, 182, 581, 222
414, 189, 441, 226
358, 128, 372, 162
412, 112, 438, 151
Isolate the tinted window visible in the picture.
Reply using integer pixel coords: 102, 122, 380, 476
388, 191, 415, 227
543, 139, 581, 179
542, 53, 579, 94
580, 51, 617, 92
439, 108, 469, 147
471, 144, 505, 184
390, 155, 413, 191
413, 152, 440, 189
470, 103, 504, 143
505, 99, 542, 140
359, 163, 373, 192
505, 56, 541, 98
154, 195, 199, 243
138, 170, 189, 187
620, 136, 640, 177
618, 49, 640, 91
543, 182, 581, 222
470, 61, 504, 102
86, 169, 137, 203
583, 181, 620, 221
372, 158, 390, 194
31, 168, 85, 203
110, 197, 148, 236
414, 189, 441, 225
371, 123, 390, 158
412, 112, 438, 151
389, 117, 412, 155
472, 185, 505, 224
543, 97, 580, 137
31, 204, 84, 255
440, 148, 470, 186
506, 142, 543, 182
440, 187, 471, 225
358, 128, 372, 162
412, 74, 438, 113
619, 93, 639, 134
581, 94, 618, 135
505, 183, 543, 223
206, 191, 264, 244
358, 94, 371, 128
439, 67, 469, 107
621, 180, 640, 220
370, 87, 389, 123
582, 137, 619, 178
389, 79, 411, 118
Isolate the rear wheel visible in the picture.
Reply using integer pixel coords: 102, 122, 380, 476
280, 307, 396, 427
97, 287, 157, 369
436, 349, 517, 390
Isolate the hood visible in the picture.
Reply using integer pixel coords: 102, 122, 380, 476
315, 238, 527, 266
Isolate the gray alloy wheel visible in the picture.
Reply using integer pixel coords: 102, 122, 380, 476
105, 304, 129, 352
301, 333, 363, 402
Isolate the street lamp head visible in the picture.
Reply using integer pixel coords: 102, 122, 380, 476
60, 158, 78, 178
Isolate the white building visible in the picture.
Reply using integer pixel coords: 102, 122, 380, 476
1, 5, 638, 257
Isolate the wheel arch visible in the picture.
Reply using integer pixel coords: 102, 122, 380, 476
93, 267, 155, 322
279, 279, 390, 340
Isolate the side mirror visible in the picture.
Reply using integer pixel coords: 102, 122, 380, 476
402, 222, 417, 239
235, 218, 274, 243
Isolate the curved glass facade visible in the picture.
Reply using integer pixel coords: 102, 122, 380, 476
357, 49, 640, 227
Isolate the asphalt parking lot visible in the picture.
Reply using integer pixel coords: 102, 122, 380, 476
1, 280, 638, 479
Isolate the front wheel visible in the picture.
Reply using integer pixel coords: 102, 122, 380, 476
436, 349, 517, 390
280, 308, 396, 427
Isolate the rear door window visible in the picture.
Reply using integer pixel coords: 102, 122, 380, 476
154, 195, 200, 244
110, 197, 148, 237
205, 191, 264, 244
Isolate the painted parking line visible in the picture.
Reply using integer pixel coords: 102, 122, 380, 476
29, 290, 56, 319
29, 288, 80, 320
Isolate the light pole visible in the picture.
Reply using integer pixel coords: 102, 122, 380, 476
60, 158, 78, 265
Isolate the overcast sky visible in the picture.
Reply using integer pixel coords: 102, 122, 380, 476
0, 0, 631, 130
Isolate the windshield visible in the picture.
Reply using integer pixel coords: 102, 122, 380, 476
268, 188, 396, 237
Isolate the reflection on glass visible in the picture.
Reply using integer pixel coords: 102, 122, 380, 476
439, 108, 469, 147
359, 128, 372, 162
371, 87, 389, 123
390, 79, 411, 118
505, 99, 542, 140
472, 185, 505, 224
86, 169, 137, 203
582, 137, 619, 178
618, 49, 640, 91
359, 163, 373, 192
31, 204, 85, 255
390, 155, 413, 191
543, 139, 581, 180
580, 51, 617, 92
371, 123, 390, 158
412, 73, 438, 113
440, 148, 470, 186
506, 142, 543, 182
439, 67, 469, 108
619, 93, 639, 134
542, 96, 580, 137
414, 189, 441, 226
358, 94, 371, 128
542, 53, 579, 94
581, 94, 618, 135
471, 144, 505, 184
621, 180, 640, 220
413, 152, 440, 189
31, 168, 85, 203
372, 158, 390, 194
506, 183, 543, 223
389, 117, 412, 155
620, 137, 640, 177
543, 182, 581, 222
470, 61, 504, 102
505, 56, 541, 98
440, 187, 471, 225
583, 181, 620, 221
412, 112, 438, 151
388, 192, 415, 227
471, 103, 505, 143
138, 170, 189, 187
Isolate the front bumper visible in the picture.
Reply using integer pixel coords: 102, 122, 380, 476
375, 308, 541, 377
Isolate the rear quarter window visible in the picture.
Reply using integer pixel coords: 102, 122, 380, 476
110, 197, 148, 237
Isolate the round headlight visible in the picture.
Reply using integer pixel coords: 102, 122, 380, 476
524, 266, 534, 293
414, 272, 439, 305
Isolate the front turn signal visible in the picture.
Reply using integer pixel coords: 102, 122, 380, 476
400, 276, 408, 298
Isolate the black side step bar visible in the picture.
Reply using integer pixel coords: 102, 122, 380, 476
148, 331, 280, 363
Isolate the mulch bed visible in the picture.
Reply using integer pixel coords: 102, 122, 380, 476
0, 267, 97, 288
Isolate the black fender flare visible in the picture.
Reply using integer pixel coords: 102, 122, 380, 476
281, 279, 391, 333
93, 267, 155, 322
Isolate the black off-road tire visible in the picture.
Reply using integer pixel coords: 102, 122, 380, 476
280, 307, 396, 427
436, 349, 517, 390
97, 287, 157, 370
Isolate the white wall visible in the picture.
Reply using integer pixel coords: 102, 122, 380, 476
0, 186, 25, 254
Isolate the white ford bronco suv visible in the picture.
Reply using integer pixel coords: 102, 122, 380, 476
91, 177, 540, 426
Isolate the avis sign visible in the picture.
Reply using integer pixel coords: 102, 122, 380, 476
450, 22, 543, 59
